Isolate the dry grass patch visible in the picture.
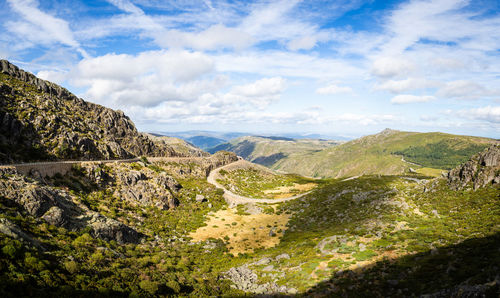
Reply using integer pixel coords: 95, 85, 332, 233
263, 183, 317, 199
189, 208, 290, 255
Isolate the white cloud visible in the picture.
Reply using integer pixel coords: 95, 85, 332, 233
37, 70, 68, 84
316, 83, 352, 95
215, 51, 363, 79
71, 50, 216, 107
456, 106, 500, 123
371, 57, 415, 78
376, 78, 439, 93
6, 0, 87, 57
391, 94, 435, 104
230, 77, 285, 99
287, 36, 317, 51
437, 80, 495, 100
154, 24, 254, 50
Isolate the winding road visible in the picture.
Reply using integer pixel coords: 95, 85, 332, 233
207, 160, 313, 206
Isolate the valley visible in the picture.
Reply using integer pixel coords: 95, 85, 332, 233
0, 60, 499, 297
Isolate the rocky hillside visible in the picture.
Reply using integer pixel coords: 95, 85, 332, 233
448, 144, 500, 190
145, 133, 209, 157
269, 129, 497, 178
208, 135, 341, 167
0, 60, 179, 163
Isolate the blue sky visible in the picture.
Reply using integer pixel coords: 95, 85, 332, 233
1, 0, 499, 138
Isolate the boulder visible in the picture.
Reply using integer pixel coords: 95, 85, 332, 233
195, 194, 206, 202
88, 213, 141, 244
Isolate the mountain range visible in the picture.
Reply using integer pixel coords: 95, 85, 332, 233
210, 128, 497, 178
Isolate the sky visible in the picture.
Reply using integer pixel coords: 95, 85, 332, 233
1, 0, 499, 139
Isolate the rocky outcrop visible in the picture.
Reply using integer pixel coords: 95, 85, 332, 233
87, 213, 141, 244
448, 145, 500, 190
0, 59, 179, 163
201, 151, 239, 176
0, 168, 140, 244
159, 151, 239, 178
0, 170, 79, 223
224, 264, 296, 294
115, 168, 180, 210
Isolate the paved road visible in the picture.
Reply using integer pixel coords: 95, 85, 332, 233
207, 160, 312, 206
0, 156, 206, 167
0, 156, 210, 177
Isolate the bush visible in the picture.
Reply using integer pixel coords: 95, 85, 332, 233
139, 280, 159, 295
64, 260, 79, 274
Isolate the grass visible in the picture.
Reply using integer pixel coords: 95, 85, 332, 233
217, 168, 317, 199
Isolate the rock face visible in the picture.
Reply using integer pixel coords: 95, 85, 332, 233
0, 59, 178, 163
0, 168, 140, 244
448, 145, 500, 190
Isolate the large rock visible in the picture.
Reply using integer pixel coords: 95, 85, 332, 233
88, 213, 141, 244
448, 145, 500, 190
115, 170, 180, 210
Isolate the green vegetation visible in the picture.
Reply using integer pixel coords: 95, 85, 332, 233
0, 161, 247, 296
271, 129, 496, 178
217, 168, 316, 199
393, 139, 488, 169
229, 173, 499, 294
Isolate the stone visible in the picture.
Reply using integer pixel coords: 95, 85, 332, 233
42, 206, 66, 226
195, 194, 206, 202
262, 265, 274, 272
255, 257, 272, 265
88, 213, 141, 244
275, 253, 290, 261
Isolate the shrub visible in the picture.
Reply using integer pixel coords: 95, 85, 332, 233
139, 280, 159, 295
64, 260, 79, 274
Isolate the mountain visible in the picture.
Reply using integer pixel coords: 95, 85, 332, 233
267, 128, 497, 178
0, 60, 180, 163
208, 135, 342, 167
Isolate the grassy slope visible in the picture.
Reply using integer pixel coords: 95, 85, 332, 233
244, 175, 500, 295
272, 129, 496, 178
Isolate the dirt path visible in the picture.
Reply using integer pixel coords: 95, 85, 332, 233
207, 160, 312, 206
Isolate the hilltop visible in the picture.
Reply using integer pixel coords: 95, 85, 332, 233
0, 60, 184, 163
222, 128, 496, 178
